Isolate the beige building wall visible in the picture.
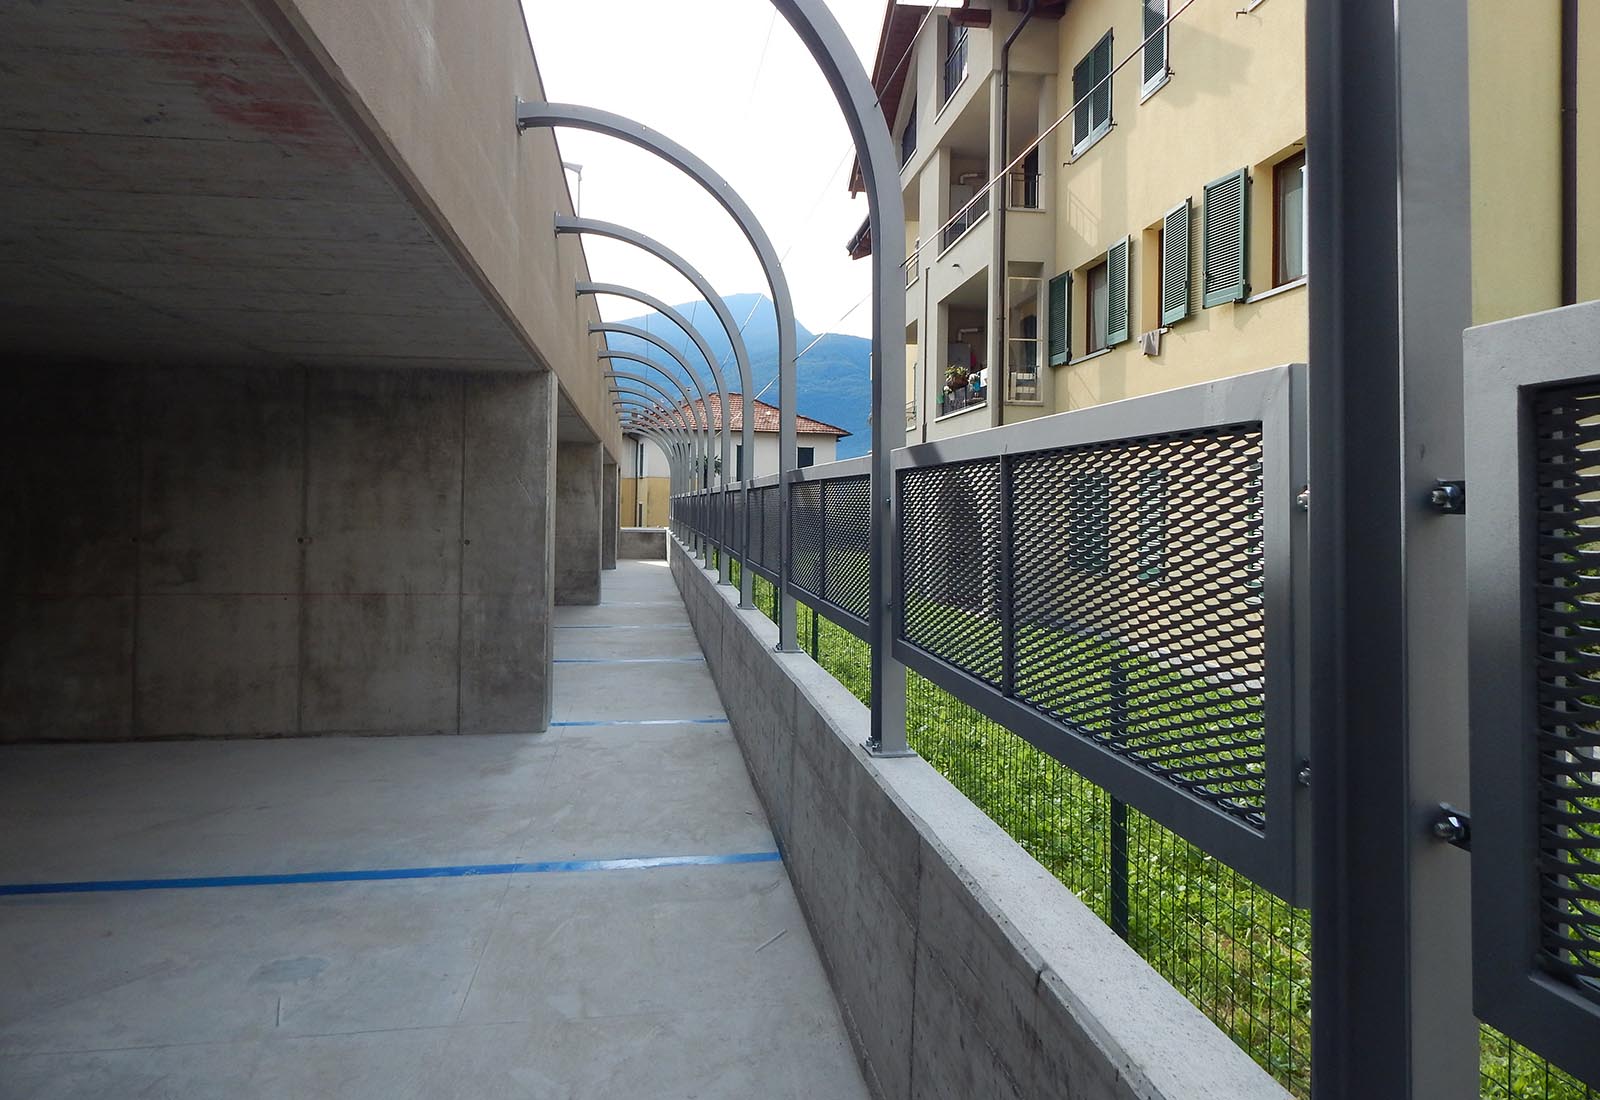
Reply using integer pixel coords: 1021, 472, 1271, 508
1049, 0, 1307, 413
1468, 1, 1600, 324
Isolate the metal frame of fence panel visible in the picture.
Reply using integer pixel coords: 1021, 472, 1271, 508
787, 457, 873, 641
892, 365, 1310, 904
1466, 300, 1600, 1086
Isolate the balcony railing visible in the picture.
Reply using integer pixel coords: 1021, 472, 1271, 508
1008, 171, 1042, 210
937, 380, 985, 417
942, 28, 969, 104
940, 192, 989, 252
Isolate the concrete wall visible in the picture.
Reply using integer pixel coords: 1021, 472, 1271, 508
1, 362, 557, 743
554, 441, 602, 605
255, 0, 622, 458
619, 528, 668, 561
670, 536, 1288, 1100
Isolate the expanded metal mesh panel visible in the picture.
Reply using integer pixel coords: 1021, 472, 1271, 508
731, 489, 745, 557
788, 476, 872, 627
790, 482, 824, 597
760, 487, 781, 577
1530, 382, 1600, 1002
899, 459, 1005, 686
823, 477, 872, 621
1011, 426, 1268, 827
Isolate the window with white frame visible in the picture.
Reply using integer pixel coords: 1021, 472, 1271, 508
1072, 32, 1114, 154
1142, 0, 1169, 96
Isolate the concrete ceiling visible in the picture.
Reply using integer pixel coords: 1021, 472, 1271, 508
0, 0, 535, 372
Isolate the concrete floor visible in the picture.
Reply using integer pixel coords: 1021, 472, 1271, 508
0, 560, 869, 1099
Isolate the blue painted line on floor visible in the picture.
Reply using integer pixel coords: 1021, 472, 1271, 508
553, 657, 705, 665
0, 851, 782, 897
553, 624, 692, 631
548, 717, 727, 728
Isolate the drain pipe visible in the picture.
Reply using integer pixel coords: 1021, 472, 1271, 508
995, 0, 1037, 429
1560, 0, 1578, 306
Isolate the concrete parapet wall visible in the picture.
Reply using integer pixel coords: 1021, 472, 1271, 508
670, 537, 1290, 1100
618, 528, 667, 560
0, 363, 556, 742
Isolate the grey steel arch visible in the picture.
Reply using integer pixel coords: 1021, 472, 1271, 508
763, 0, 910, 754
618, 411, 697, 545
605, 367, 712, 487
579, 283, 734, 486
581, 285, 738, 586
613, 396, 695, 518
555, 215, 758, 609
592, 322, 728, 487
605, 362, 711, 492
517, 103, 801, 648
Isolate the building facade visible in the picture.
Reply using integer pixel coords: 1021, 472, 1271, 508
863, 0, 1596, 441
862, 0, 1308, 439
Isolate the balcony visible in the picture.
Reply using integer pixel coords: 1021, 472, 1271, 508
937, 377, 987, 417
940, 191, 990, 253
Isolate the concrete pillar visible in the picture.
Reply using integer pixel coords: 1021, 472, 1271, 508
459, 369, 557, 733
602, 457, 619, 570
554, 440, 603, 605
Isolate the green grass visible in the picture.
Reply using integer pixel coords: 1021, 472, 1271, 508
712, 549, 1595, 1099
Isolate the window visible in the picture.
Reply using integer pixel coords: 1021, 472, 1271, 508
1142, 0, 1169, 95
1274, 150, 1307, 286
797, 446, 815, 469
735, 443, 744, 481
1202, 167, 1250, 306
1084, 239, 1130, 354
943, 20, 969, 104
1086, 260, 1109, 352
900, 101, 917, 167
1072, 32, 1114, 155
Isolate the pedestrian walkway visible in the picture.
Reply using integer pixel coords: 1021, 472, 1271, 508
0, 560, 869, 1099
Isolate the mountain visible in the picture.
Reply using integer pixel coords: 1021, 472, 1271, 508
604, 293, 871, 459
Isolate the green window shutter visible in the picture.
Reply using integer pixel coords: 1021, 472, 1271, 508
1202, 167, 1249, 307
1161, 198, 1191, 325
1071, 55, 1092, 146
1093, 33, 1113, 125
1048, 272, 1072, 365
1106, 236, 1131, 346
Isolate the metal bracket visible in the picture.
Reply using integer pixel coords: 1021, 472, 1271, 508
1427, 479, 1466, 514
1430, 803, 1471, 851
863, 737, 917, 759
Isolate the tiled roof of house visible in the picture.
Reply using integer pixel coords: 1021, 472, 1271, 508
630, 393, 850, 437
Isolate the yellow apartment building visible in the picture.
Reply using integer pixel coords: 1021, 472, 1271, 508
856, 0, 1594, 433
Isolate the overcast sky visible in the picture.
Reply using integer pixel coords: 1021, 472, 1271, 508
519, 0, 889, 339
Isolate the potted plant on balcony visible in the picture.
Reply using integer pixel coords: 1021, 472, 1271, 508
945, 364, 969, 392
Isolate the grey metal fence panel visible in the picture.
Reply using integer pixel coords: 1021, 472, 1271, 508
786, 469, 872, 639
1466, 301, 1600, 1086
892, 365, 1308, 903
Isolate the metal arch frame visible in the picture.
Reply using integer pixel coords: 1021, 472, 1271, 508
556, 217, 758, 611
580, 283, 739, 588
518, 103, 802, 650
762, 0, 909, 754
604, 362, 711, 487
592, 323, 729, 488
614, 399, 695, 542
610, 387, 698, 466
601, 353, 714, 478
605, 367, 712, 487
619, 413, 698, 549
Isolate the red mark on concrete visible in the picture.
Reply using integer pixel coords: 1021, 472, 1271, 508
129, 9, 359, 163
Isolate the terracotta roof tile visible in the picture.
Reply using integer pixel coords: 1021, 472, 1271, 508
632, 393, 849, 437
